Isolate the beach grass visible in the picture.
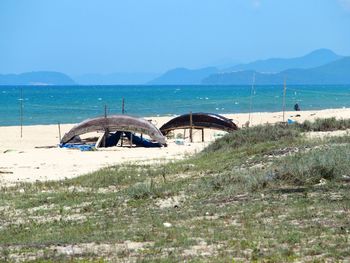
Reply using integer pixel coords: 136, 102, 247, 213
0, 119, 350, 262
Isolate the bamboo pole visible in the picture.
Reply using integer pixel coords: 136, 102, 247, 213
189, 111, 193, 143
282, 78, 287, 123
20, 87, 23, 138
103, 105, 108, 147
58, 122, 61, 143
248, 73, 255, 126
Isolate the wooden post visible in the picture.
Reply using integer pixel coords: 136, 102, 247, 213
58, 122, 61, 143
248, 73, 255, 126
130, 133, 133, 148
282, 78, 287, 123
20, 87, 23, 138
183, 129, 186, 139
189, 111, 193, 143
121, 133, 123, 147
103, 105, 108, 147
201, 128, 204, 142
122, 98, 125, 114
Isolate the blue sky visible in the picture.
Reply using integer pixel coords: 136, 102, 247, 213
1, 0, 350, 74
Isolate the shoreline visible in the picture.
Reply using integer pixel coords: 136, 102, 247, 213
1, 107, 350, 128
1, 107, 350, 186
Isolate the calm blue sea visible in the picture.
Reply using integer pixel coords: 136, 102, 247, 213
1, 85, 350, 126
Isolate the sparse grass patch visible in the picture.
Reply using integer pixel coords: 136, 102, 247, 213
297, 117, 350, 132
271, 144, 350, 186
1, 119, 350, 261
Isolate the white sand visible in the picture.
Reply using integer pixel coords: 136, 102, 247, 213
1, 108, 350, 185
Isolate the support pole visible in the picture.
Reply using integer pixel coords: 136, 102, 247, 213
282, 78, 287, 123
130, 133, 133, 148
248, 73, 255, 126
58, 122, 61, 143
189, 111, 193, 143
122, 98, 125, 114
103, 105, 108, 147
201, 128, 204, 142
20, 87, 23, 138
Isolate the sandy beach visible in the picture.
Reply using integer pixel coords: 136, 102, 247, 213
1, 108, 350, 186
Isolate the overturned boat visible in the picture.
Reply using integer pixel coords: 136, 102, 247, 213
160, 112, 238, 136
61, 115, 166, 148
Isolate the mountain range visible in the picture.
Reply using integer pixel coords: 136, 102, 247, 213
74, 72, 160, 85
0, 49, 349, 85
147, 67, 218, 85
223, 48, 342, 73
150, 49, 346, 85
0, 71, 75, 86
203, 57, 350, 85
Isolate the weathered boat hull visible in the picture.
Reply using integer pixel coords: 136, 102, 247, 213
61, 115, 166, 145
160, 113, 238, 135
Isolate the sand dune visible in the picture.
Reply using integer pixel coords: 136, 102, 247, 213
1, 108, 350, 186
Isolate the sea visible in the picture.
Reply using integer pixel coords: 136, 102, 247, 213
1, 85, 350, 126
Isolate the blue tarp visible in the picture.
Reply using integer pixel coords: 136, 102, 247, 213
59, 143, 95, 151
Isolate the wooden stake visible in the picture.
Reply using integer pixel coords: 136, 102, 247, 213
122, 98, 125, 114
103, 105, 108, 147
282, 78, 287, 123
201, 128, 204, 142
130, 133, 133, 148
248, 73, 255, 126
189, 111, 193, 143
58, 122, 61, 143
20, 87, 23, 138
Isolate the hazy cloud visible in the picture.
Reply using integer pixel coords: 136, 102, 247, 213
252, 0, 262, 8
338, 0, 350, 11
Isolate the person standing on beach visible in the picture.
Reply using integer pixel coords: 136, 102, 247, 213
294, 103, 301, 111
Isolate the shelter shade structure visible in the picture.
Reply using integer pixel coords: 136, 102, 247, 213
61, 115, 166, 147
159, 112, 238, 141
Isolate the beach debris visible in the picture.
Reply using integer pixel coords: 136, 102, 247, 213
315, 178, 328, 186
341, 175, 350, 182
35, 145, 57, 149
0, 170, 13, 174
175, 138, 185, 145
163, 222, 172, 228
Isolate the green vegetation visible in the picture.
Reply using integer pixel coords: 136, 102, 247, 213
0, 118, 350, 262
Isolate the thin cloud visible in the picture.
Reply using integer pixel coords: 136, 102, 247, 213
338, 0, 350, 11
252, 0, 262, 8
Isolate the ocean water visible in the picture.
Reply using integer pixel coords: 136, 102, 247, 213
1, 85, 350, 126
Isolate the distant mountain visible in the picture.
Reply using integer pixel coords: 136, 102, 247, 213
0, 71, 75, 85
148, 67, 218, 85
202, 57, 350, 85
74, 72, 160, 85
224, 49, 342, 73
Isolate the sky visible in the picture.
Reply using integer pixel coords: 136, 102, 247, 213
1, 0, 350, 75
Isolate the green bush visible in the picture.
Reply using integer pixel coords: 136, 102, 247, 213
297, 118, 350, 132
204, 123, 301, 153
271, 145, 350, 185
